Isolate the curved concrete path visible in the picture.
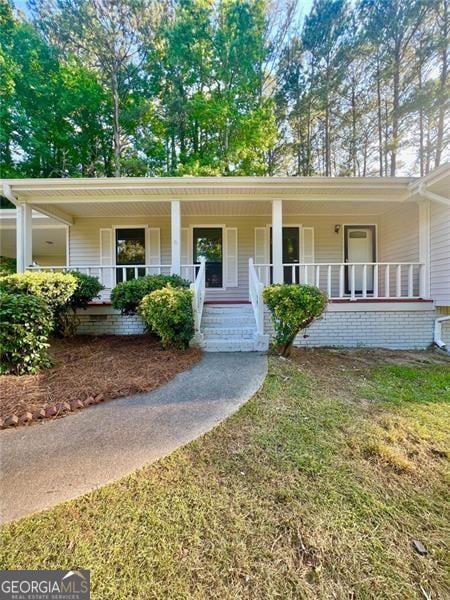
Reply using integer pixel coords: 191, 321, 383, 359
0, 353, 267, 524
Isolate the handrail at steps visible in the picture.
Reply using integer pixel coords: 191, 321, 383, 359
190, 258, 206, 333
249, 258, 265, 335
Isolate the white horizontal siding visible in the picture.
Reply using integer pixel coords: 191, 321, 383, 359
379, 204, 419, 262
67, 210, 423, 299
430, 201, 450, 306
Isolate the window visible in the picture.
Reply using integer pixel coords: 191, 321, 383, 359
115, 228, 146, 283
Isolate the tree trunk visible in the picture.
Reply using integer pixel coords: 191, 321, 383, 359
418, 58, 424, 177
390, 47, 401, 176
325, 102, 331, 176
435, 0, 448, 167
351, 80, 357, 176
111, 70, 121, 177
376, 59, 383, 176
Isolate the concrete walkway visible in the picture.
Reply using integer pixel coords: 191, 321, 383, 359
0, 353, 267, 524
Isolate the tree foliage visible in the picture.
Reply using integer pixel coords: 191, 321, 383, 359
0, 0, 448, 177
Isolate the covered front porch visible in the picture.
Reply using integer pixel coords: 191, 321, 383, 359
4, 176, 431, 308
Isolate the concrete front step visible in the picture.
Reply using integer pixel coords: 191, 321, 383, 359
202, 317, 255, 327
203, 308, 253, 317
203, 326, 256, 336
202, 340, 260, 352
199, 303, 268, 353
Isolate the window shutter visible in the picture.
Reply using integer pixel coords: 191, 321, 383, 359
301, 227, 315, 264
254, 227, 269, 284
147, 227, 161, 274
180, 228, 190, 280
224, 227, 238, 287
100, 228, 113, 289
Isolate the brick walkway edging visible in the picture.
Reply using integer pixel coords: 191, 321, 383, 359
0, 393, 105, 430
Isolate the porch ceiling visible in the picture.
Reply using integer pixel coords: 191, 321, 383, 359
27, 198, 407, 219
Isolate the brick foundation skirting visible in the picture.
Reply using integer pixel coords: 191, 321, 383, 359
77, 313, 145, 335
264, 308, 435, 350
77, 305, 436, 350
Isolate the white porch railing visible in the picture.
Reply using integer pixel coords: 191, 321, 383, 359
249, 258, 265, 334
27, 263, 201, 299
254, 262, 426, 300
190, 258, 206, 333
27, 264, 173, 282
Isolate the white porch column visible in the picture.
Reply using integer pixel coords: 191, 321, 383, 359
272, 199, 283, 284
418, 199, 431, 298
23, 203, 33, 268
16, 204, 25, 273
16, 203, 33, 272
171, 199, 181, 275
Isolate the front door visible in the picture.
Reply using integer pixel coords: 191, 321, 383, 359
270, 227, 300, 283
193, 227, 223, 288
344, 225, 376, 293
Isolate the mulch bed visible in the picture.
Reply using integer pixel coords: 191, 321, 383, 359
0, 335, 202, 424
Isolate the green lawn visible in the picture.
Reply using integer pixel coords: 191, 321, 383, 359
1, 349, 449, 599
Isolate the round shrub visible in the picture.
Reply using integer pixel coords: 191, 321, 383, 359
55, 271, 104, 336
0, 271, 78, 314
263, 284, 327, 357
139, 286, 194, 349
0, 292, 53, 375
111, 274, 190, 315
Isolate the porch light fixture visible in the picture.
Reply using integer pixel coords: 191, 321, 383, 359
334, 224, 341, 234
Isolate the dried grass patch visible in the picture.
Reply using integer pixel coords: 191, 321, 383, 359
0, 335, 201, 419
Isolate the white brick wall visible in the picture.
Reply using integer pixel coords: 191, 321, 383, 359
264, 306, 435, 350
77, 313, 145, 335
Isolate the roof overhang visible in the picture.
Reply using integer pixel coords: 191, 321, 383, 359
2, 175, 415, 203
6, 171, 448, 221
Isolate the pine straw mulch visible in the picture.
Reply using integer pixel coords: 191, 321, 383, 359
0, 335, 202, 421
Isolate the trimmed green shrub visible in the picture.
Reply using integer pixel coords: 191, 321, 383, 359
0, 256, 16, 276
0, 271, 78, 314
111, 274, 190, 315
55, 271, 104, 337
139, 286, 194, 349
0, 292, 53, 374
263, 284, 327, 357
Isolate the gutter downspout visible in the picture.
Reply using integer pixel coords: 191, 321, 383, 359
434, 315, 450, 350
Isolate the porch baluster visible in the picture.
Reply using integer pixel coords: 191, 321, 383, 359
385, 265, 390, 298
350, 265, 356, 300
362, 264, 367, 298
373, 265, 379, 298
327, 265, 332, 297
408, 264, 414, 298
396, 264, 402, 297
339, 265, 345, 298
